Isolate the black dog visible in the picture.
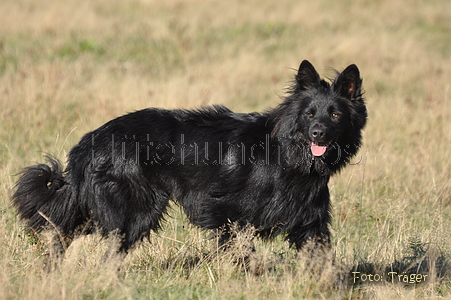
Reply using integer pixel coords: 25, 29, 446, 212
13, 60, 367, 261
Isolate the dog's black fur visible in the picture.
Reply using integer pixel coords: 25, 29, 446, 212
12, 60, 367, 260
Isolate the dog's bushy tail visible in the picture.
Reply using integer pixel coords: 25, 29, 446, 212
12, 156, 78, 235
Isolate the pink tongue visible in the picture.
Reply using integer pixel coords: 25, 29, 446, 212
311, 142, 327, 156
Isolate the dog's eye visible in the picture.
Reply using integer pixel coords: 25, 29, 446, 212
331, 113, 339, 118
306, 112, 314, 117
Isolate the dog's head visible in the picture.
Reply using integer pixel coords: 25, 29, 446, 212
295, 60, 365, 157
272, 60, 367, 170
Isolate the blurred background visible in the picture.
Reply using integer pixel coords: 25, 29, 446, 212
1, 0, 450, 299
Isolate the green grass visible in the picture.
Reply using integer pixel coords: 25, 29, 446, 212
1, 0, 451, 299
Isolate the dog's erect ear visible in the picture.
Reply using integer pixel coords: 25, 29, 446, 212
295, 60, 321, 90
334, 64, 362, 101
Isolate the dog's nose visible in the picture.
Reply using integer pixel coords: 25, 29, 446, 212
310, 127, 326, 140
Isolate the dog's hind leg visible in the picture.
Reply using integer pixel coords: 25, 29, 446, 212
100, 204, 170, 266
103, 208, 169, 260
91, 175, 171, 263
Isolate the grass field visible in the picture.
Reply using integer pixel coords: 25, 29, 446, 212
1, 0, 451, 299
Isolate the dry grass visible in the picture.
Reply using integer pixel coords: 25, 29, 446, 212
1, 0, 451, 299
